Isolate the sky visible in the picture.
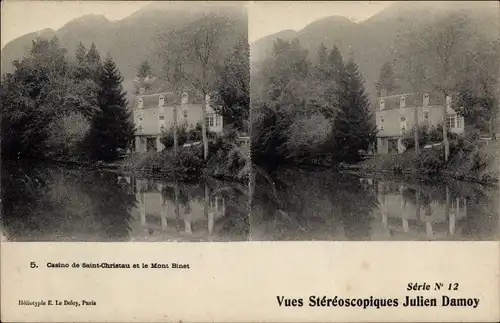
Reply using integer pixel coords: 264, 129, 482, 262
248, 1, 394, 42
1, 0, 150, 48
1, 1, 394, 48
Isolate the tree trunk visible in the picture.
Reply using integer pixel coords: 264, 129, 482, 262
174, 180, 180, 230
414, 107, 419, 156
173, 103, 178, 159
204, 183, 209, 218
443, 101, 449, 161
202, 92, 208, 160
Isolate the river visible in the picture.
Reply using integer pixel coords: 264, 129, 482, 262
1, 162, 249, 242
250, 167, 499, 241
2, 163, 498, 241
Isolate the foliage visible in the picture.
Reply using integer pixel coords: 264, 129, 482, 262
453, 39, 500, 133
401, 125, 449, 149
397, 12, 499, 158
155, 13, 234, 160
375, 61, 397, 96
160, 123, 216, 150
2, 163, 135, 241
332, 59, 377, 164
45, 112, 90, 159
284, 113, 332, 160
84, 54, 135, 162
137, 60, 152, 78
125, 127, 249, 180
251, 39, 350, 169
211, 39, 250, 132
0, 37, 98, 159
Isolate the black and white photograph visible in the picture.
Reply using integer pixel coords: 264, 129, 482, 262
1, 1, 500, 322
1, 1, 250, 242
250, 1, 499, 241
1, 0, 499, 243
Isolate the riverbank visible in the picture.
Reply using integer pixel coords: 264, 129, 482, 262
18, 131, 251, 183
349, 140, 499, 186
116, 143, 249, 182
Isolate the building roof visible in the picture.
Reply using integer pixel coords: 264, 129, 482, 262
131, 91, 205, 110
379, 91, 446, 110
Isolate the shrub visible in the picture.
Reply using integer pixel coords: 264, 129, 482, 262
160, 123, 215, 150
417, 153, 445, 175
177, 145, 204, 174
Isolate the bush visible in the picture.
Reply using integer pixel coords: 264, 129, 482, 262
161, 123, 218, 150
177, 146, 204, 174
416, 152, 445, 175
121, 127, 249, 179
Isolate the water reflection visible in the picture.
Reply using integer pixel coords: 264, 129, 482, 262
2, 163, 497, 241
130, 178, 248, 241
2, 163, 135, 241
251, 168, 499, 241
1, 162, 249, 241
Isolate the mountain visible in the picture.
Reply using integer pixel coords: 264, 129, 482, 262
250, 1, 500, 105
1, 2, 247, 94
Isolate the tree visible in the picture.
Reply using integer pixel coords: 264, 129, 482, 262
375, 61, 397, 96
327, 45, 344, 84
137, 60, 152, 78
85, 42, 102, 81
454, 39, 500, 134
184, 14, 231, 160
252, 38, 346, 166
86, 54, 135, 162
398, 12, 478, 161
333, 58, 377, 163
316, 43, 328, 68
155, 28, 192, 159
310, 43, 338, 115
75, 42, 87, 64
1, 37, 97, 159
211, 39, 250, 132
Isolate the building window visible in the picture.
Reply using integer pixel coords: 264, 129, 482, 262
456, 116, 462, 128
446, 116, 456, 129
183, 111, 188, 119
206, 113, 214, 127
215, 115, 221, 127
159, 115, 165, 120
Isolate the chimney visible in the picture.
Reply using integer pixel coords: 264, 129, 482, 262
380, 88, 388, 97
379, 98, 385, 111
445, 95, 452, 109
423, 93, 430, 108
139, 87, 145, 95
400, 95, 406, 109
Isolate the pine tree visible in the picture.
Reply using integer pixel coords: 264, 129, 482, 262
327, 45, 344, 83
85, 42, 102, 81
317, 43, 328, 67
333, 58, 377, 163
87, 54, 135, 162
86, 42, 101, 65
75, 42, 87, 64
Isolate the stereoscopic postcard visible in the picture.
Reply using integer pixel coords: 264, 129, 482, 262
1, 0, 499, 322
